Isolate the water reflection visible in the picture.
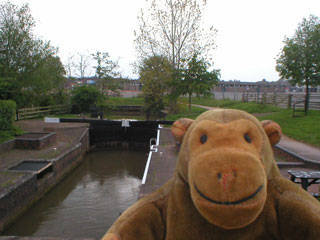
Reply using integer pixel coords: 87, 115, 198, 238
3, 150, 147, 239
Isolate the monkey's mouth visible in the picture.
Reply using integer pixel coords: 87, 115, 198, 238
194, 183, 264, 206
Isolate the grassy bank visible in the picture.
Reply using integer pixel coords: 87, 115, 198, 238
258, 110, 320, 147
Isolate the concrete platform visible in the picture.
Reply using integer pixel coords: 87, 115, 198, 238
139, 128, 178, 198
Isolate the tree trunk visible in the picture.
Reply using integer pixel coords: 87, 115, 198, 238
189, 93, 192, 113
305, 78, 309, 115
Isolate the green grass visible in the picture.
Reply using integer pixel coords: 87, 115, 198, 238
189, 97, 282, 113
52, 114, 82, 118
166, 98, 282, 121
166, 104, 207, 121
107, 96, 144, 106
257, 110, 320, 148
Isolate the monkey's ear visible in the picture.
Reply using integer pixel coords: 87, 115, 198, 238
171, 118, 194, 143
261, 120, 282, 146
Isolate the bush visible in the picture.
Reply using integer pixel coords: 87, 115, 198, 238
0, 100, 16, 130
53, 90, 70, 105
144, 92, 164, 115
71, 86, 104, 113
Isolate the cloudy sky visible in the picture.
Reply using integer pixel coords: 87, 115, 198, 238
7, 0, 320, 82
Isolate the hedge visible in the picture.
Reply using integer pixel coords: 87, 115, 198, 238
0, 100, 16, 130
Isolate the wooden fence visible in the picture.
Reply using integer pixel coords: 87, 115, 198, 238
17, 105, 71, 120
242, 92, 320, 110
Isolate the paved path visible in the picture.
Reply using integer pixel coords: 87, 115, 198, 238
192, 104, 218, 110
277, 135, 320, 163
139, 128, 177, 199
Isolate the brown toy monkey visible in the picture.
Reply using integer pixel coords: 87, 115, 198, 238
102, 109, 320, 240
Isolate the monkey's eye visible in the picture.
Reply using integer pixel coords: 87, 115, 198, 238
244, 134, 251, 143
200, 134, 207, 144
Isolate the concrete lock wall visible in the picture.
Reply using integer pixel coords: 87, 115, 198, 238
0, 129, 89, 233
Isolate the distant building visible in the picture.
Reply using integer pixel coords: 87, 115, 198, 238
64, 77, 142, 97
214, 79, 290, 94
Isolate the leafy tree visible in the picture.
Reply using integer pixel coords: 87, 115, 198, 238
92, 51, 120, 96
0, 1, 66, 107
71, 85, 104, 113
139, 56, 173, 115
0, 2, 35, 78
134, 0, 217, 109
0, 77, 19, 100
276, 15, 320, 113
181, 53, 220, 112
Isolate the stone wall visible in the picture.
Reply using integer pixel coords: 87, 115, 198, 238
0, 174, 37, 232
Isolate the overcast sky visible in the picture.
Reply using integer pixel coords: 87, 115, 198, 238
7, 0, 320, 82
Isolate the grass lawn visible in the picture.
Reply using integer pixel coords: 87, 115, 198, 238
189, 97, 282, 113
258, 110, 320, 148
107, 96, 144, 105
165, 105, 207, 121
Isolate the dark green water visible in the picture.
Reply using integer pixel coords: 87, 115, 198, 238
3, 150, 148, 239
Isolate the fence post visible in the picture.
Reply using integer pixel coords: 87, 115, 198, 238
287, 94, 292, 109
262, 93, 266, 105
273, 93, 277, 105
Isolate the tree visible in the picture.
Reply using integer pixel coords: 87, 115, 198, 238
139, 56, 173, 115
0, 1, 35, 107
276, 15, 320, 113
92, 51, 120, 96
181, 53, 220, 112
0, 1, 66, 107
134, 0, 217, 107
65, 53, 75, 78
0, 1, 35, 79
73, 51, 92, 78
28, 54, 66, 105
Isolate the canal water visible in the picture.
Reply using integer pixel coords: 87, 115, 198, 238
3, 150, 148, 239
